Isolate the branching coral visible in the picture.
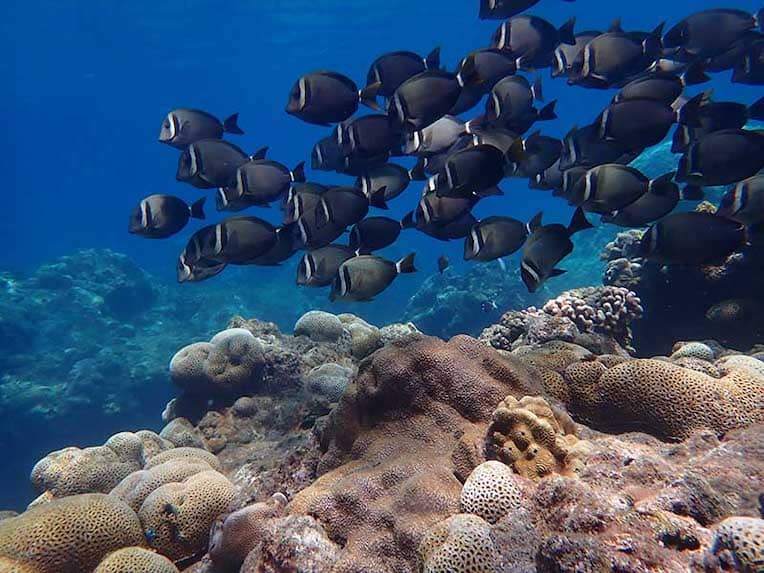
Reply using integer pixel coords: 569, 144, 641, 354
485, 396, 590, 480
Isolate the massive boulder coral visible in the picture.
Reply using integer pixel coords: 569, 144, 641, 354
30, 431, 145, 499
284, 335, 543, 573
94, 547, 179, 573
710, 516, 764, 572
170, 328, 265, 401
419, 513, 499, 573
564, 358, 764, 440
138, 469, 236, 561
485, 395, 590, 479
459, 461, 527, 524
0, 493, 145, 573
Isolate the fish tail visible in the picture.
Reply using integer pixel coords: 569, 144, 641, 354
396, 252, 417, 274
291, 161, 306, 183
568, 207, 593, 235
359, 82, 382, 111
190, 197, 206, 220
223, 113, 244, 135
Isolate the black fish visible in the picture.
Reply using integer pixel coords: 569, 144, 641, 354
176, 139, 251, 189
464, 216, 529, 261
283, 183, 328, 225
559, 124, 638, 170
348, 216, 402, 253
180, 225, 219, 266
552, 30, 600, 79
402, 210, 478, 241
437, 255, 450, 273
479, 0, 574, 20
520, 208, 593, 292
663, 9, 762, 59
311, 135, 346, 171
356, 163, 414, 202
434, 144, 510, 198
470, 127, 523, 159
601, 175, 680, 227
315, 186, 388, 229
491, 15, 577, 70
366, 48, 441, 97
513, 131, 561, 178
389, 70, 471, 131
577, 25, 664, 87
639, 212, 747, 265
671, 96, 764, 153
594, 95, 701, 151
529, 159, 564, 191
677, 129, 764, 191
246, 225, 298, 266
207, 216, 279, 265
297, 244, 356, 287
485, 76, 556, 133
177, 253, 226, 283
129, 195, 205, 239
223, 156, 306, 209
417, 187, 478, 226
286, 71, 380, 125
336, 114, 403, 159
578, 165, 675, 215
612, 65, 709, 106
457, 49, 517, 92
159, 109, 243, 149
717, 174, 764, 226
556, 165, 589, 204
330, 253, 416, 301
732, 35, 764, 85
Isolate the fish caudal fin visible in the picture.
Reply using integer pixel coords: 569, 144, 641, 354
223, 113, 244, 135
190, 197, 206, 220
291, 161, 306, 183
360, 82, 382, 111
396, 252, 417, 274
568, 207, 593, 235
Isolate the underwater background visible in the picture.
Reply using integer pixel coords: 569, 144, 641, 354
1, 0, 762, 514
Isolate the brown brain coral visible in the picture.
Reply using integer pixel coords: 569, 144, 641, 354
138, 469, 236, 561
94, 547, 179, 573
30, 432, 145, 498
567, 359, 764, 440
486, 395, 590, 480
713, 516, 764, 573
110, 458, 214, 512
460, 461, 526, 524
0, 493, 145, 573
419, 514, 498, 573
143, 447, 221, 471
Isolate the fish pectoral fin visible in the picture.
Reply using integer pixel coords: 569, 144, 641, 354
549, 268, 567, 277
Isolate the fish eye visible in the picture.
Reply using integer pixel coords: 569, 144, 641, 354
163, 119, 170, 128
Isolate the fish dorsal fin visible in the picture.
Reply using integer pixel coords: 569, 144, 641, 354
528, 211, 543, 232
608, 18, 623, 33
250, 146, 268, 161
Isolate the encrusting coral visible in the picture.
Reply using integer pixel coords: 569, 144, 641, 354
564, 358, 764, 440
485, 395, 590, 479
93, 547, 179, 573
459, 461, 526, 524
419, 513, 499, 573
0, 493, 145, 573
138, 469, 236, 561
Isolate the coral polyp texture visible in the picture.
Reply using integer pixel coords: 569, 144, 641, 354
138, 469, 236, 561
485, 395, 590, 479
419, 514, 499, 573
459, 461, 526, 524
564, 358, 764, 440
711, 516, 764, 573
30, 431, 145, 499
93, 547, 179, 573
0, 493, 145, 573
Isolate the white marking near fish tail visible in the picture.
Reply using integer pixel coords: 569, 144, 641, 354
140, 199, 150, 229
582, 44, 592, 77
217, 188, 229, 208
298, 77, 308, 111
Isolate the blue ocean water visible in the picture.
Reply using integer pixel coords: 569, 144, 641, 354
0, 0, 761, 509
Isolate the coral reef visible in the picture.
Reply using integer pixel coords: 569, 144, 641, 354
710, 516, 764, 572
459, 461, 526, 524
485, 395, 590, 479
